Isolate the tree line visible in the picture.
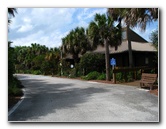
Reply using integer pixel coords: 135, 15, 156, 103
13, 43, 60, 75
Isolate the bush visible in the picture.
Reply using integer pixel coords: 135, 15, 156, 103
32, 70, 42, 75
68, 68, 76, 78
13, 76, 24, 88
8, 86, 23, 96
116, 72, 125, 82
82, 71, 100, 80
127, 72, 133, 82
8, 76, 24, 96
23, 70, 32, 74
136, 70, 141, 80
97, 73, 106, 80
79, 53, 105, 75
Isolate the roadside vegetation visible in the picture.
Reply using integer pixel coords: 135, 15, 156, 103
12, 44, 146, 83
8, 8, 24, 110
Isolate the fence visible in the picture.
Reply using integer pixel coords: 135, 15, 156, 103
112, 66, 157, 84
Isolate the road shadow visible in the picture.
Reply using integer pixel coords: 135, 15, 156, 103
8, 75, 108, 122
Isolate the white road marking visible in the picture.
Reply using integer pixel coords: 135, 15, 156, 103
8, 89, 25, 116
8, 98, 24, 116
138, 88, 149, 91
87, 81, 99, 84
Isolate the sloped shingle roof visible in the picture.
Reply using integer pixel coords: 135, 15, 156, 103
91, 41, 157, 54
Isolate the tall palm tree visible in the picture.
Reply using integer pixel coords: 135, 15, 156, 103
88, 13, 122, 81
108, 8, 158, 31
61, 27, 90, 76
108, 8, 158, 67
62, 27, 90, 65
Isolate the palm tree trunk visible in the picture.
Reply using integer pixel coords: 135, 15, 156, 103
73, 54, 79, 77
105, 38, 110, 81
127, 25, 133, 68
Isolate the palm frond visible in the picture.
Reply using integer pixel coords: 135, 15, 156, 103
8, 8, 17, 17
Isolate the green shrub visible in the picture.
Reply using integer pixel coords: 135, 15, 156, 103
13, 76, 24, 88
8, 86, 23, 96
97, 73, 106, 80
150, 68, 156, 74
83, 71, 100, 80
24, 70, 32, 74
136, 70, 141, 80
32, 70, 42, 75
79, 53, 105, 75
116, 72, 124, 82
8, 75, 24, 96
68, 68, 76, 78
127, 72, 133, 82
81, 76, 87, 80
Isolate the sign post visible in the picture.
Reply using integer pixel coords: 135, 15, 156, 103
110, 58, 116, 83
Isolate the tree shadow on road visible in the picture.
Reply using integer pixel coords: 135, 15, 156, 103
8, 76, 108, 122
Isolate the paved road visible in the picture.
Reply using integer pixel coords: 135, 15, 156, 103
8, 74, 159, 122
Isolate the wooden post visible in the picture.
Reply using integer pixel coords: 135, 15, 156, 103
112, 66, 116, 83
124, 72, 127, 82
135, 71, 137, 80
113, 72, 116, 84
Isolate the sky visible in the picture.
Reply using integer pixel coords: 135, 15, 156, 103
8, 8, 158, 48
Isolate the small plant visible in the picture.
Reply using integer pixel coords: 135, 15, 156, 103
151, 69, 156, 74
127, 72, 133, 82
116, 72, 125, 82
97, 73, 106, 80
136, 69, 141, 80
68, 68, 76, 78
32, 70, 42, 75
82, 71, 100, 80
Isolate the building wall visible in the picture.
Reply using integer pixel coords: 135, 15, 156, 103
133, 52, 157, 67
110, 52, 129, 67
110, 51, 157, 68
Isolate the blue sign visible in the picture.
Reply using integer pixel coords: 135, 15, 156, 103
110, 58, 116, 66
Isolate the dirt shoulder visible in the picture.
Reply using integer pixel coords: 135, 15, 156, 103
90, 80, 158, 96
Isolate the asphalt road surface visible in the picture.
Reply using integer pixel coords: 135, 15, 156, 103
8, 74, 159, 122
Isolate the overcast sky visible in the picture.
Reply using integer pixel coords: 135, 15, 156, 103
8, 8, 158, 48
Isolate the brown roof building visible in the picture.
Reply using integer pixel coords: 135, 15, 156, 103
64, 27, 157, 68
89, 27, 157, 68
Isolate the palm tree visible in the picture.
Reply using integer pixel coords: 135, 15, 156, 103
61, 27, 90, 76
8, 8, 17, 25
88, 13, 122, 81
108, 8, 158, 30
108, 8, 158, 67
62, 27, 90, 65
45, 48, 60, 75
150, 29, 158, 64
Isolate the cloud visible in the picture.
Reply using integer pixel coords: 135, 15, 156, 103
30, 8, 76, 29
11, 29, 70, 48
8, 8, 157, 48
9, 8, 95, 48
17, 24, 33, 32
77, 8, 107, 21
11, 30, 44, 47
132, 20, 158, 42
